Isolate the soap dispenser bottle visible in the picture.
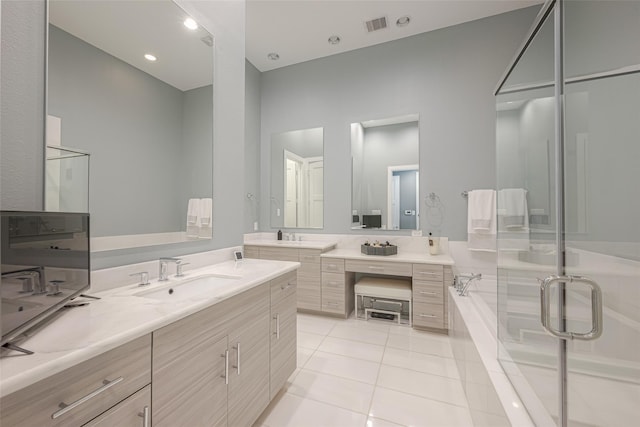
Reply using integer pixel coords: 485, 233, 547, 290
277, 230, 282, 241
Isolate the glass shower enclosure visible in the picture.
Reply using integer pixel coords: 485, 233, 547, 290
495, 1, 639, 426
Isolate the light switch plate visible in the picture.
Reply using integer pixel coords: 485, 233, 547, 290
411, 230, 423, 237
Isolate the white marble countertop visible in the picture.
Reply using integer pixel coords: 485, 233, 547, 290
0, 259, 299, 398
244, 240, 337, 251
321, 248, 455, 266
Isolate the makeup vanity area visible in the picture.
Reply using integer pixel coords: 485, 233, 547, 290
244, 239, 454, 332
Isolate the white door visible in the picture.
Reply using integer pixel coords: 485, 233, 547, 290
308, 159, 323, 228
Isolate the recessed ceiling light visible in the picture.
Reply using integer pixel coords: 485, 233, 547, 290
144, 53, 157, 62
328, 35, 341, 45
184, 18, 198, 30
267, 53, 280, 61
396, 16, 411, 27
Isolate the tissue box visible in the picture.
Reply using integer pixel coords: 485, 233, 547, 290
361, 244, 397, 256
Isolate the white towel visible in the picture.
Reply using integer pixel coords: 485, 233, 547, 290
497, 188, 529, 251
187, 198, 200, 225
467, 189, 496, 252
498, 188, 528, 228
468, 190, 495, 231
198, 198, 213, 239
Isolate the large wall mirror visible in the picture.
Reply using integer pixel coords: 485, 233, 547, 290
46, 0, 214, 251
270, 127, 324, 229
351, 115, 420, 230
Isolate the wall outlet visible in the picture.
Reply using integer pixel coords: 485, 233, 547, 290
253, 221, 258, 231
411, 230, 423, 237
276, 208, 281, 217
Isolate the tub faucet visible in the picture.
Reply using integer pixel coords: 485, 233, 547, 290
455, 273, 482, 296
159, 257, 181, 281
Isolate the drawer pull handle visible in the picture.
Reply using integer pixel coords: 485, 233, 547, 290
326, 302, 339, 306
138, 406, 150, 427
233, 343, 241, 375
327, 264, 338, 270
281, 282, 293, 291
274, 314, 280, 339
368, 266, 384, 271
52, 376, 124, 419
329, 281, 341, 286
418, 271, 440, 276
419, 291, 437, 296
418, 314, 437, 318
221, 350, 229, 385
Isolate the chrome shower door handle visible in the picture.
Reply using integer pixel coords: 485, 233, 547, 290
540, 275, 603, 341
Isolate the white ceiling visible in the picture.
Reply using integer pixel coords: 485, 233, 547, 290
49, 0, 213, 92
246, 0, 542, 72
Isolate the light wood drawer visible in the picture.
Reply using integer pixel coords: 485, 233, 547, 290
322, 258, 345, 273
84, 384, 150, 427
321, 298, 345, 314
297, 286, 321, 311
270, 271, 297, 306
299, 249, 321, 264
345, 259, 412, 276
412, 279, 444, 303
412, 264, 444, 281
322, 272, 345, 291
413, 301, 445, 329
243, 245, 260, 259
260, 247, 298, 262
1, 335, 151, 427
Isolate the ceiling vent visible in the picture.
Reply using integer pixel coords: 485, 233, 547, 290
365, 16, 388, 33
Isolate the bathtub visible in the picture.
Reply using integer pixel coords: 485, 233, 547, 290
450, 274, 640, 427
448, 277, 537, 427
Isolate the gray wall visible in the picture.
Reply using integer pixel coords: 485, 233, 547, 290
1, 0, 247, 269
1, 0, 46, 211
244, 60, 261, 232
258, 6, 539, 240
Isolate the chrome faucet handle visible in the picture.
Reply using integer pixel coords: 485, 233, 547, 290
175, 262, 190, 277
158, 257, 181, 281
130, 271, 150, 286
46, 280, 64, 296
17, 277, 34, 293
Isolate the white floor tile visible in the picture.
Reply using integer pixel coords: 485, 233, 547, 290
343, 317, 393, 333
304, 350, 380, 384
369, 387, 473, 427
365, 416, 405, 427
297, 346, 314, 368
382, 347, 460, 379
328, 323, 389, 346
317, 336, 385, 363
386, 333, 454, 358
297, 315, 338, 336
376, 365, 467, 406
259, 392, 367, 427
298, 331, 326, 350
287, 369, 375, 414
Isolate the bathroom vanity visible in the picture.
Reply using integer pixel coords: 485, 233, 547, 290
243, 240, 337, 312
0, 259, 298, 427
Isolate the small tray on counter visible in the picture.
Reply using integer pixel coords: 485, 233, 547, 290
360, 244, 397, 256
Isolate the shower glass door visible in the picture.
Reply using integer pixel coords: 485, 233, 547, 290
496, 2, 560, 425
496, 1, 639, 426
562, 1, 640, 426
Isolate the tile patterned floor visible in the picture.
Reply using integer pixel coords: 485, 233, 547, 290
254, 313, 473, 427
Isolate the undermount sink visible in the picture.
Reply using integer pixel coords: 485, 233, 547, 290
134, 274, 241, 302
1, 298, 43, 314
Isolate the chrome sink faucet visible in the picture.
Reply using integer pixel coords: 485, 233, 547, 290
2, 267, 46, 295
159, 257, 181, 281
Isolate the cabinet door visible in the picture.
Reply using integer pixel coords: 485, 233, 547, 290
84, 385, 150, 427
152, 332, 228, 427
227, 309, 270, 427
270, 291, 298, 398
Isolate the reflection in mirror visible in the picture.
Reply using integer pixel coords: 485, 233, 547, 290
47, 0, 214, 251
496, 92, 555, 232
270, 128, 324, 229
351, 115, 419, 230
